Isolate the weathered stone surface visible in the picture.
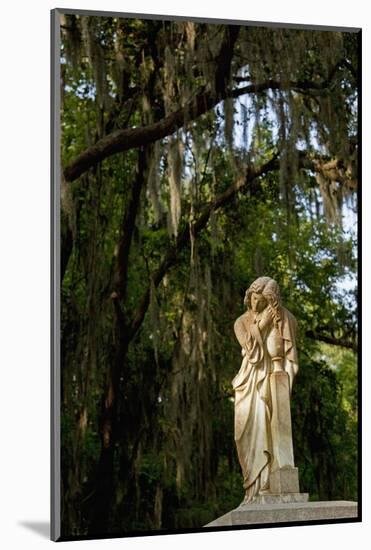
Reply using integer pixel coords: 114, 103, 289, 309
270, 371, 295, 470
246, 492, 308, 505
269, 466, 300, 494
204, 501, 358, 527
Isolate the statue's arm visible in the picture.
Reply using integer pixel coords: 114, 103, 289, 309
283, 308, 298, 348
282, 309, 299, 390
234, 316, 248, 349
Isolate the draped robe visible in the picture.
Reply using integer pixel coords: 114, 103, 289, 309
232, 306, 298, 502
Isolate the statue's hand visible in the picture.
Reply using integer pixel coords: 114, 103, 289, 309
259, 305, 274, 330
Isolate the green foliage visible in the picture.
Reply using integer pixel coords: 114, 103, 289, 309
291, 348, 357, 501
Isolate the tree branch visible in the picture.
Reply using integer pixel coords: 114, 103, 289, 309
63, 70, 343, 183
128, 153, 279, 340
64, 26, 239, 183
110, 147, 148, 327
127, 147, 356, 342
60, 147, 354, 285
298, 151, 357, 190
305, 329, 357, 352
214, 25, 240, 96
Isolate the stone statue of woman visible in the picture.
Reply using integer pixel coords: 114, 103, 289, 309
233, 276, 299, 504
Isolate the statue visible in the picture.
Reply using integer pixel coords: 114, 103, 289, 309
233, 276, 300, 504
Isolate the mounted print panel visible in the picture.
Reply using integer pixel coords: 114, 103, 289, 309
51, 8, 360, 541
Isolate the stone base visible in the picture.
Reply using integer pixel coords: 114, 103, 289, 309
269, 466, 300, 493
245, 492, 308, 505
204, 501, 358, 527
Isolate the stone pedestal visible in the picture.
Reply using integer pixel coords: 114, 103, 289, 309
249, 493, 308, 504
204, 501, 358, 527
269, 466, 300, 494
269, 371, 300, 494
270, 370, 295, 469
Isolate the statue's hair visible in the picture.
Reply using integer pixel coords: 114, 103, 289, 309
244, 276, 281, 324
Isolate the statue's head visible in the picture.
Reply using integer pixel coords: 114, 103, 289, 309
244, 277, 281, 313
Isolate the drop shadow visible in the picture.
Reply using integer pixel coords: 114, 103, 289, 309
18, 521, 50, 539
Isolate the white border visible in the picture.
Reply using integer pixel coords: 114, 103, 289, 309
0, 1, 368, 548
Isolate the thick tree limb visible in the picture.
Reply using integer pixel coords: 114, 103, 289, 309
61, 213, 73, 281
214, 25, 240, 96
114, 147, 147, 304
64, 72, 343, 183
306, 329, 357, 352
64, 26, 239, 183
60, 148, 354, 285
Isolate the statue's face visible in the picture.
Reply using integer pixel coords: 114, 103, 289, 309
251, 292, 267, 313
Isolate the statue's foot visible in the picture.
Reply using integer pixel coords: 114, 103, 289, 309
240, 493, 253, 506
